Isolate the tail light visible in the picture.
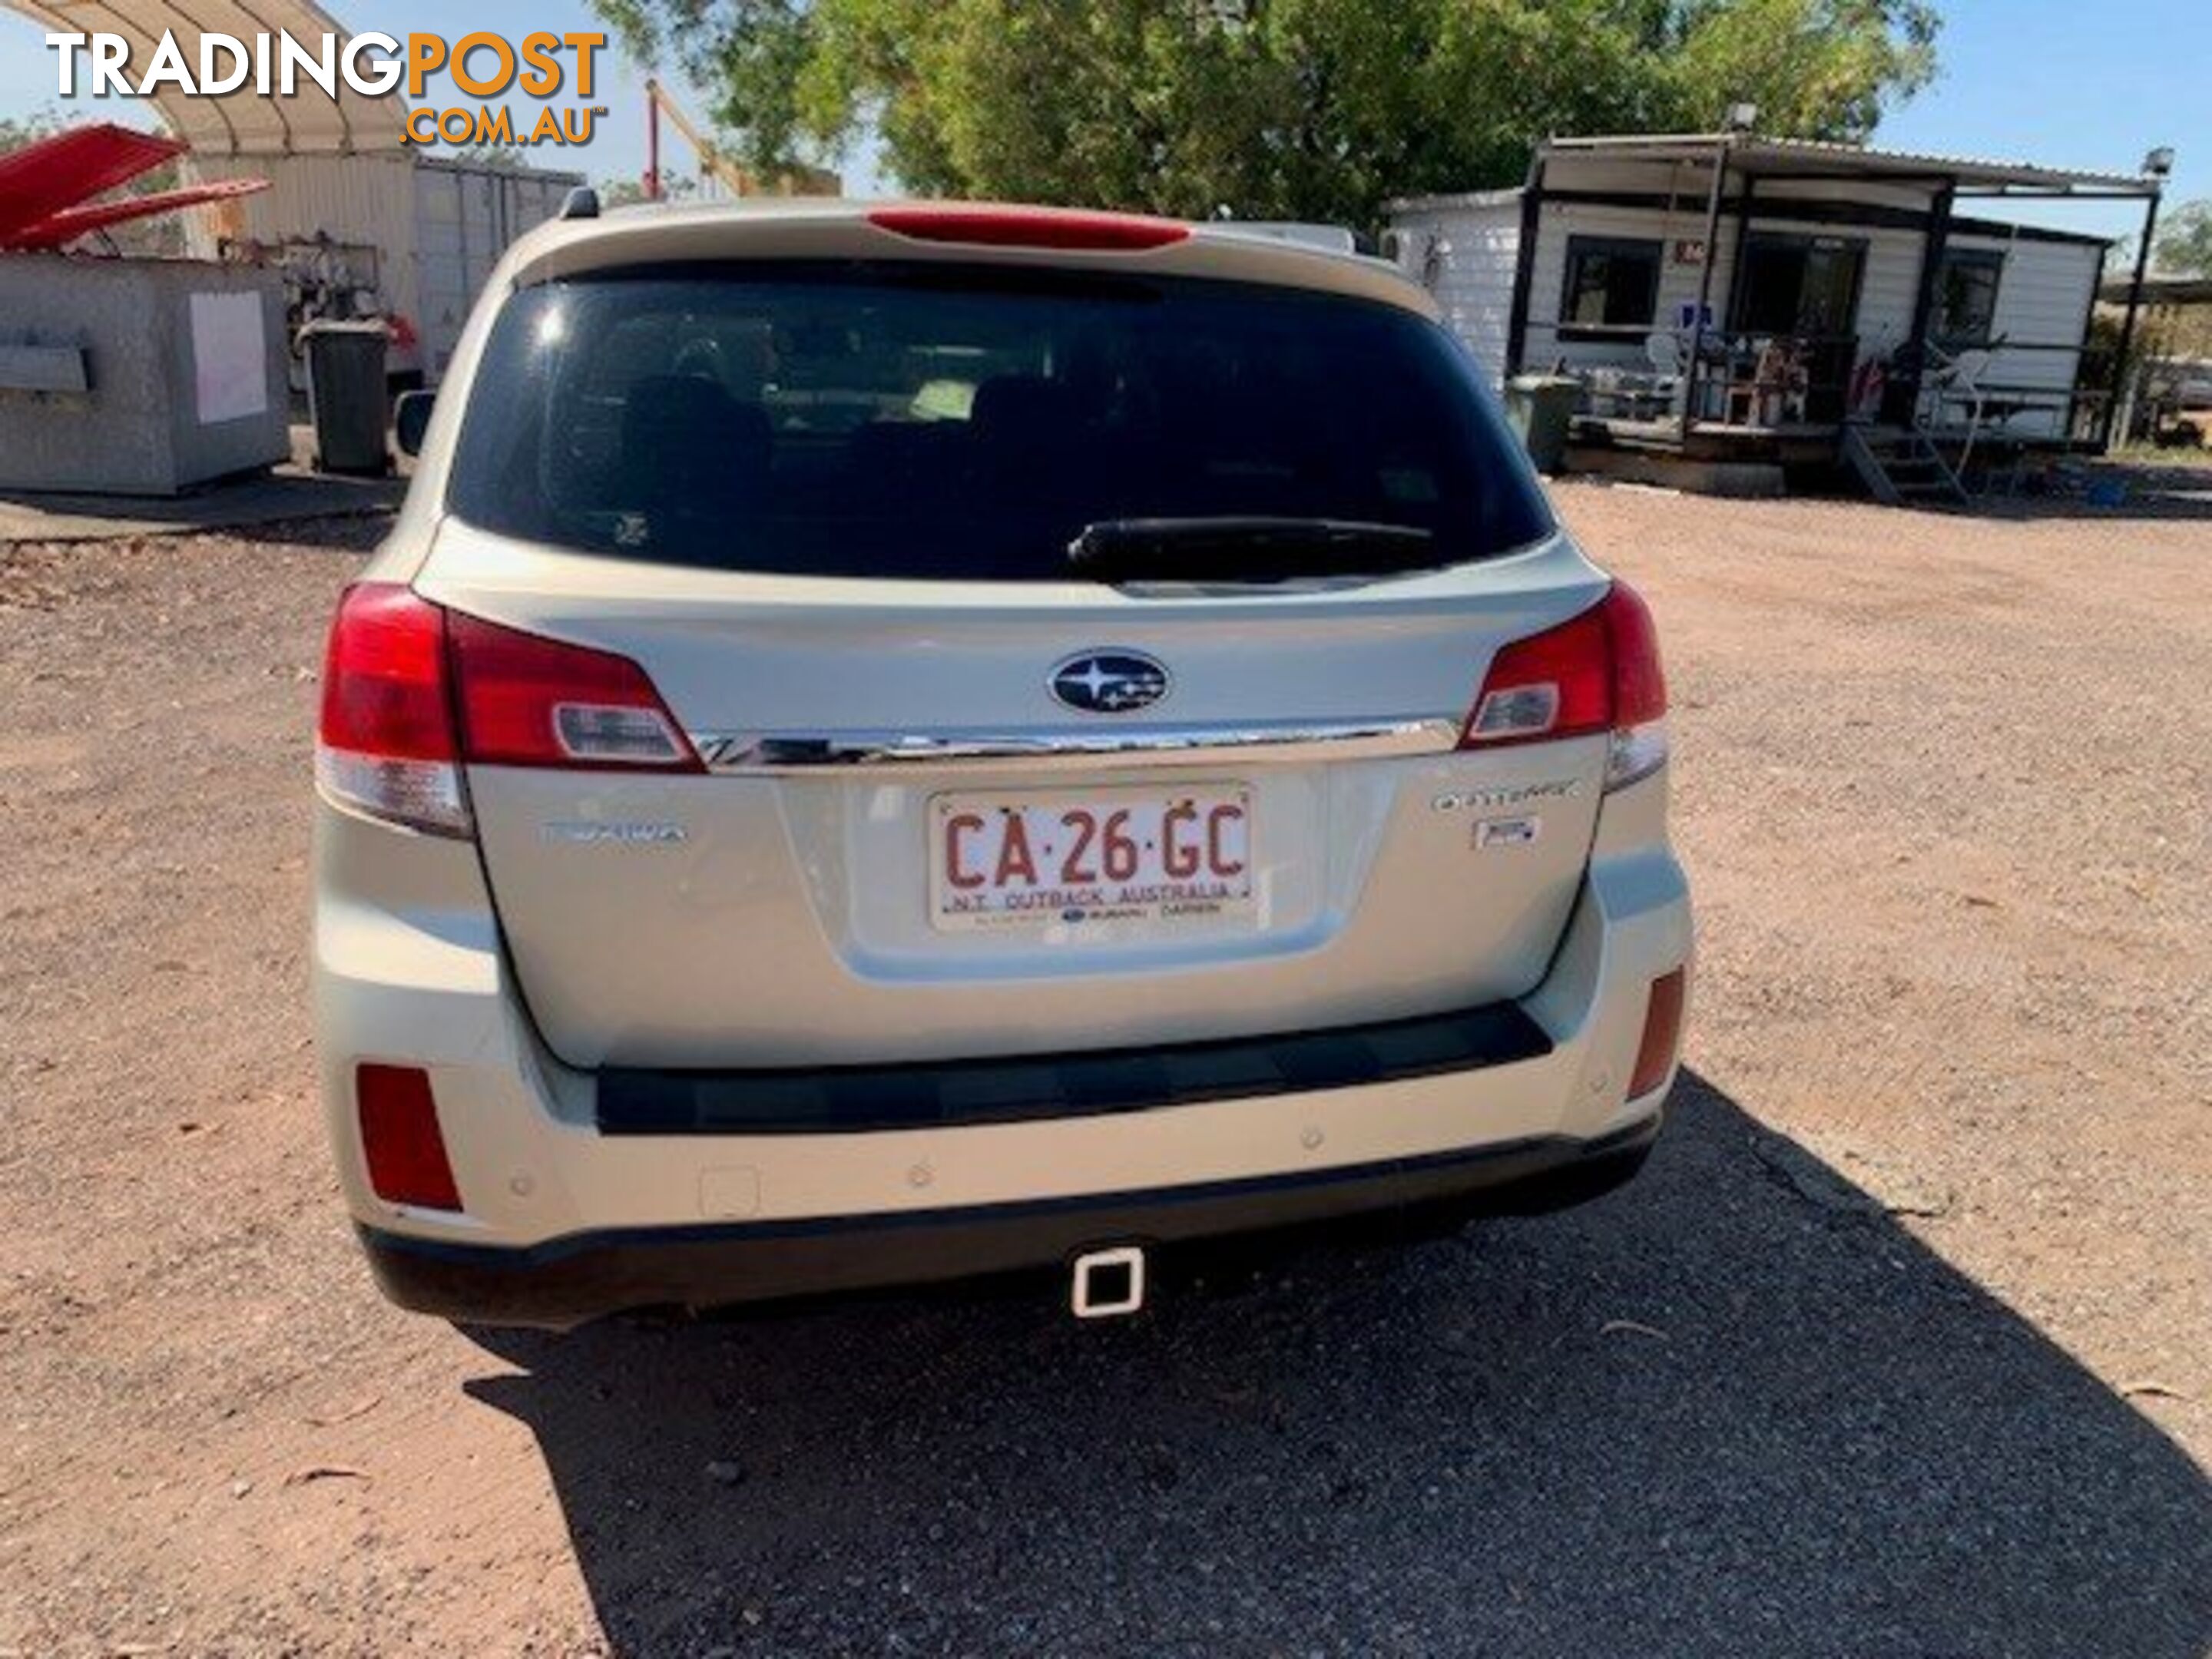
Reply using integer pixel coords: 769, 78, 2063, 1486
1458, 581, 1668, 790
448, 612, 700, 771
316, 583, 702, 836
356, 1063, 462, 1210
867, 204, 1190, 251
316, 584, 469, 836
1628, 968, 1687, 1101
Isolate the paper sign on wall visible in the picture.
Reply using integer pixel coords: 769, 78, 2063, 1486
188, 292, 268, 426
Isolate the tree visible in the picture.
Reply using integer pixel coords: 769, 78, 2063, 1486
598, 170, 705, 206
2154, 200, 2212, 278
587, 0, 1940, 227
446, 142, 534, 170
1664, 0, 1937, 144
0, 104, 71, 153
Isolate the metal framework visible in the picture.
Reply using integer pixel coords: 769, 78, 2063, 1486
3, 0, 409, 155
643, 78, 839, 200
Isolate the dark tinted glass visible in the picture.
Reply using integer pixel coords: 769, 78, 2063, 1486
446, 263, 1551, 581
1935, 249, 2003, 346
1562, 237, 1661, 330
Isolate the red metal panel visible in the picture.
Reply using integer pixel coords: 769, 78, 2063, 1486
4, 177, 270, 252
0, 123, 187, 243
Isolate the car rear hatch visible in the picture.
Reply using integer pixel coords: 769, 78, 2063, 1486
409, 221, 1647, 1071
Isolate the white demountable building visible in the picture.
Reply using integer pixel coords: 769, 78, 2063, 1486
2, 0, 581, 385
1386, 131, 2167, 494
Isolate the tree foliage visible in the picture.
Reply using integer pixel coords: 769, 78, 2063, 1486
589, 0, 1939, 226
598, 170, 705, 206
0, 104, 71, 154
2154, 200, 2212, 279
446, 142, 536, 170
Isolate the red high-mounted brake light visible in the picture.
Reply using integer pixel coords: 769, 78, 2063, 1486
314, 583, 702, 836
356, 1063, 462, 1210
866, 204, 1190, 251
1458, 581, 1669, 789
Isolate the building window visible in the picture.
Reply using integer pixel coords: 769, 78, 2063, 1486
1559, 236, 1662, 337
1734, 233, 1866, 339
1934, 248, 2004, 346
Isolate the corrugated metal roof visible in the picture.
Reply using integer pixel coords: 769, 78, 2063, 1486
1540, 133, 2156, 194
0, 121, 181, 240
8, 174, 270, 249
5, 0, 409, 156
1383, 187, 1523, 214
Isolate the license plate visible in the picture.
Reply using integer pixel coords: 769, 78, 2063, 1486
929, 784, 1254, 932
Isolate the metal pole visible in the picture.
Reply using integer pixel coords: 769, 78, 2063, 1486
1503, 150, 1547, 379
1899, 178, 1955, 426
1681, 138, 1732, 443
1720, 174, 1757, 337
2103, 187, 2161, 449
646, 78, 662, 201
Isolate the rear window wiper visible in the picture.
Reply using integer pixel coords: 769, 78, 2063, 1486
1065, 516, 1437, 582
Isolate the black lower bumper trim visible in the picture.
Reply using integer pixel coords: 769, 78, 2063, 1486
598, 998, 1554, 1135
359, 1114, 1661, 1329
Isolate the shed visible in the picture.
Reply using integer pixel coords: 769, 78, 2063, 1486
2094, 275, 2212, 441
2, 0, 582, 386
1388, 133, 2165, 481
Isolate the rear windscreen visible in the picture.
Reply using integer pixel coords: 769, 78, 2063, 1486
445, 263, 1552, 581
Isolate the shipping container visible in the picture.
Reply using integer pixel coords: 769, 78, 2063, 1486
185, 151, 581, 386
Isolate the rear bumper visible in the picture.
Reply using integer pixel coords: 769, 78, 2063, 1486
360, 1113, 1661, 1328
317, 767, 1692, 1324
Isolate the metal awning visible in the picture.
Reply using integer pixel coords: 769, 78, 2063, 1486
1538, 133, 2157, 197
8, 174, 270, 249
0, 120, 180, 239
5, 0, 409, 156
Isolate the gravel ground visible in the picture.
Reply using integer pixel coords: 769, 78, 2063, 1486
1, 485, 2207, 1657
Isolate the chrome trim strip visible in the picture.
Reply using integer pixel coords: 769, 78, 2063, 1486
689, 718, 1462, 774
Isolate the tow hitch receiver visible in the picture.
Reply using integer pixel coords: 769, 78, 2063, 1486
1070, 1245, 1146, 1319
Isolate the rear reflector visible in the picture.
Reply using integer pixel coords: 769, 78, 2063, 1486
1628, 969, 1687, 1101
448, 612, 702, 773
356, 1064, 463, 1211
867, 204, 1190, 251
1459, 580, 1670, 790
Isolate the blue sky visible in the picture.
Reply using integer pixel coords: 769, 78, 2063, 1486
1, 0, 2200, 244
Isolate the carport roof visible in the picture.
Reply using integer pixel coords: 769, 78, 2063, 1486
1538, 133, 2159, 197
5, 0, 409, 156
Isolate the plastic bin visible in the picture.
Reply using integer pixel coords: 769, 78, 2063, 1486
1504, 374, 1581, 474
299, 320, 390, 476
